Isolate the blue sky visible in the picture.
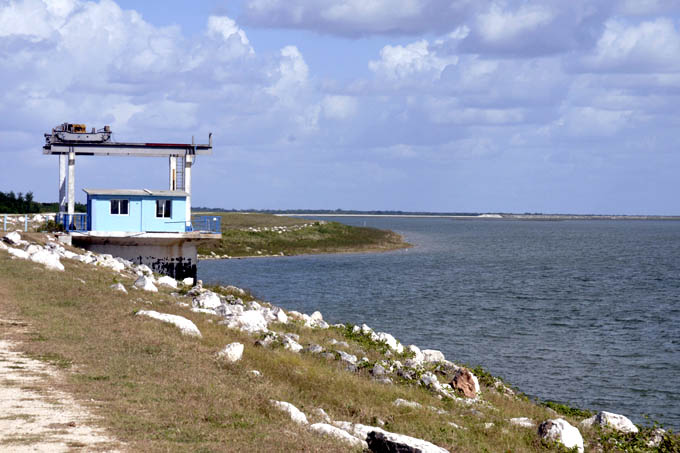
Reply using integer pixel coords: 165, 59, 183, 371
1, 0, 679, 214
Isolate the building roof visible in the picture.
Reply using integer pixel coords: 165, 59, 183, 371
83, 189, 189, 197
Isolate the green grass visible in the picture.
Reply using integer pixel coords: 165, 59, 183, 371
194, 212, 409, 257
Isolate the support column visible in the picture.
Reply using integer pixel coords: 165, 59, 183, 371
185, 154, 193, 227
67, 150, 75, 216
58, 154, 67, 213
169, 155, 177, 191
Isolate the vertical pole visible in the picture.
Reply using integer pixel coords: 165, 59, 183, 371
169, 155, 177, 191
25, 216, 28, 232
58, 154, 67, 213
67, 150, 75, 216
185, 154, 192, 227
3, 214, 6, 232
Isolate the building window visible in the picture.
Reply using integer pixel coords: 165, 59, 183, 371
110, 199, 129, 215
156, 199, 172, 218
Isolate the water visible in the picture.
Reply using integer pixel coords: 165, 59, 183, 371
199, 218, 680, 429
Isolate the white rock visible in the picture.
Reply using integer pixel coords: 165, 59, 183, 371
283, 337, 303, 353
25, 244, 42, 255
367, 430, 449, 453
3, 231, 24, 245
310, 311, 323, 322
361, 323, 373, 334
7, 247, 29, 259
136, 310, 202, 337
193, 291, 222, 309
29, 249, 64, 271
0, 241, 7, 250
60, 249, 79, 260
336, 350, 357, 364
312, 407, 332, 423
134, 276, 158, 292
248, 370, 262, 377
270, 400, 308, 425
309, 423, 368, 449
223, 310, 268, 333
422, 349, 446, 363
98, 256, 125, 272
32, 214, 44, 222
510, 417, 535, 428
393, 399, 422, 409
182, 277, 194, 286
273, 307, 288, 324
156, 275, 178, 288
217, 342, 244, 362
582, 411, 638, 434
407, 344, 425, 364
420, 372, 443, 392
538, 419, 584, 453
111, 283, 128, 294
376, 332, 404, 354
137, 264, 153, 275
333, 421, 449, 453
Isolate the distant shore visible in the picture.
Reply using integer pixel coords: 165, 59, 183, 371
278, 213, 680, 221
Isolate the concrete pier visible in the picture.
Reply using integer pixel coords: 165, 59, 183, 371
70, 232, 220, 281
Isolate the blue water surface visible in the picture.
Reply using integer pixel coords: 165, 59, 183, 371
199, 218, 680, 429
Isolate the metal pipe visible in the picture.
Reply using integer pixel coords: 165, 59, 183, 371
24, 215, 28, 232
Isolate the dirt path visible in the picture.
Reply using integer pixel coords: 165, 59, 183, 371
0, 326, 123, 452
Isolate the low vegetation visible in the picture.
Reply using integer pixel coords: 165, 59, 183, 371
2, 235, 677, 452
195, 212, 409, 257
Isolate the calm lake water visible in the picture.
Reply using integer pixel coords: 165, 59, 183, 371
199, 217, 680, 429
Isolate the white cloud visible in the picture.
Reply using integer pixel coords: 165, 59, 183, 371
476, 3, 554, 44
580, 18, 680, 73
369, 40, 455, 81
322, 95, 358, 120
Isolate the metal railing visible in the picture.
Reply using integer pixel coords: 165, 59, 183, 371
56, 213, 88, 232
189, 216, 221, 233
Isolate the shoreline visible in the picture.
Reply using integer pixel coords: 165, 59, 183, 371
1, 231, 677, 451
278, 213, 680, 221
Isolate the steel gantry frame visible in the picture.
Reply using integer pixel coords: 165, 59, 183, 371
43, 133, 213, 226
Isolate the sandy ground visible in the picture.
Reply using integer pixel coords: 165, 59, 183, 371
0, 327, 123, 452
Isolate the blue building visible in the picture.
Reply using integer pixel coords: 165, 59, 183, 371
84, 189, 188, 233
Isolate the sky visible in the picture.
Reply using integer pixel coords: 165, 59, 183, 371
1, 0, 679, 215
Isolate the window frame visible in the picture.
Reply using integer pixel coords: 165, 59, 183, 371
155, 199, 172, 218
110, 199, 129, 216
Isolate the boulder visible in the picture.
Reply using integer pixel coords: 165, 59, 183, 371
156, 275, 178, 288
270, 400, 308, 425
98, 256, 125, 272
375, 332, 404, 354
182, 277, 194, 286
421, 372, 444, 392
407, 345, 425, 364
282, 336, 303, 353
0, 241, 7, 250
371, 363, 387, 377
272, 307, 288, 324
336, 350, 358, 365
310, 423, 367, 449
134, 276, 158, 292
136, 310, 202, 337
451, 368, 480, 398
7, 247, 30, 259
222, 310, 268, 333
581, 411, 638, 434
29, 249, 65, 271
249, 370, 262, 377
217, 342, 244, 362
422, 349, 445, 363
3, 231, 24, 245
193, 291, 222, 310
366, 430, 449, 453
111, 283, 128, 294
509, 417, 535, 428
137, 264, 153, 275
304, 344, 324, 354
393, 399, 422, 409
537, 419, 584, 453
312, 407, 332, 423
